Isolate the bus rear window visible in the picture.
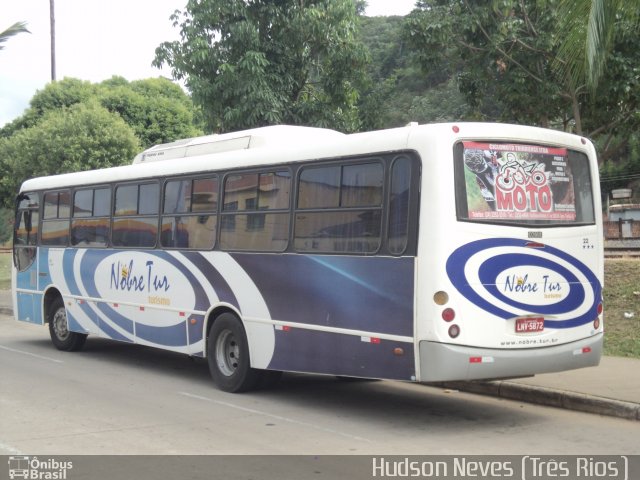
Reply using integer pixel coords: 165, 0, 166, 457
455, 141, 595, 225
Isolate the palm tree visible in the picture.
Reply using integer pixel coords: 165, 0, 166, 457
556, 0, 639, 91
0, 21, 29, 50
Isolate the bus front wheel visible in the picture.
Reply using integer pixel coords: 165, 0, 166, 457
47, 297, 87, 352
207, 313, 261, 393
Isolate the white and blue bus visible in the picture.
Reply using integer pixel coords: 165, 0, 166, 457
12, 123, 604, 392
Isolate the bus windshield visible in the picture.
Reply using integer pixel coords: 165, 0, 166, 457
455, 141, 595, 226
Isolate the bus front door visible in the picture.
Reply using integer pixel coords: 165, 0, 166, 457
14, 205, 43, 325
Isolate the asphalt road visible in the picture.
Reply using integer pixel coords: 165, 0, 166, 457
1, 312, 639, 458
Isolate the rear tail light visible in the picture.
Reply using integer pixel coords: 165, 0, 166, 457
448, 325, 460, 338
433, 291, 449, 305
442, 308, 455, 322
594, 302, 603, 330
574, 346, 592, 355
435, 291, 458, 335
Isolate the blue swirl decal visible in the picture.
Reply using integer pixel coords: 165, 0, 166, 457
82, 251, 194, 344
63, 250, 212, 348
446, 238, 601, 328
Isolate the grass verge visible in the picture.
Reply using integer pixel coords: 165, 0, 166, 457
0, 252, 10, 290
603, 258, 640, 358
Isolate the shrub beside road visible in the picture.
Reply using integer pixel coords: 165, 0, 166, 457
603, 258, 640, 358
0, 251, 9, 290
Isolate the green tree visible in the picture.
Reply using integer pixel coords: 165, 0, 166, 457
358, 14, 470, 128
29, 78, 98, 121
0, 208, 12, 244
0, 78, 98, 137
154, 0, 368, 133
358, 15, 412, 129
97, 77, 204, 147
404, 0, 568, 127
1, 77, 203, 148
556, 0, 640, 92
0, 21, 29, 50
552, 0, 640, 187
402, 0, 640, 167
0, 102, 140, 207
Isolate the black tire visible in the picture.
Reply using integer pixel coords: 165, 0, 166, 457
207, 313, 261, 393
48, 297, 87, 352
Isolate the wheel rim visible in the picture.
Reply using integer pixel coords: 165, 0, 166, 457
52, 308, 70, 341
215, 329, 240, 377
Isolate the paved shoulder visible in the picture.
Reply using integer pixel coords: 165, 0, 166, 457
0, 289, 11, 316
436, 356, 640, 421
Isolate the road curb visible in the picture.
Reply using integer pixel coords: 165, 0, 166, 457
437, 381, 640, 421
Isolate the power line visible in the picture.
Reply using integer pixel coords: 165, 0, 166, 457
599, 172, 640, 182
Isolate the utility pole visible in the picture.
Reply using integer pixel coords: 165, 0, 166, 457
50, 0, 56, 81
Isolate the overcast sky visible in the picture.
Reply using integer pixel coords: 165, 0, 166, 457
0, 0, 418, 127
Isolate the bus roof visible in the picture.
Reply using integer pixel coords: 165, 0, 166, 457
19, 124, 414, 192
19, 122, 594, 193
131, 125, 345, 164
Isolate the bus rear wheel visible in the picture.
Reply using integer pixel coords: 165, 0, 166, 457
48, 297, 87, 352
207, 313, 261, 393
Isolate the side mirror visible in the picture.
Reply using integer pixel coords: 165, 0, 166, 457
24, 210, 32, 232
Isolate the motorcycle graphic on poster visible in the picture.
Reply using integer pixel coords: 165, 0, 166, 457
462, 141, 576, 221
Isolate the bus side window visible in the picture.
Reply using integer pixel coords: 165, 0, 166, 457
71, 187, 111, 247
388, 157, 411, 255
295, 162, 383, 254
219, 170, 290, 252
161, 176, 218, 250
41, 190, 70, 246
569, 151, 595, 224
22, 210, 30, 233
112, 182, 159, 248
15, 210, 36, 245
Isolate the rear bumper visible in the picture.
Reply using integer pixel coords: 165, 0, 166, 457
418, 333, 603, 382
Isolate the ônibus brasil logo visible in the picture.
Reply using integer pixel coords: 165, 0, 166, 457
8, 456, 73, 480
